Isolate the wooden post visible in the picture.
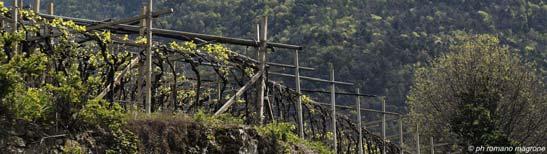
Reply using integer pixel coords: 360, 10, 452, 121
33, 0, 40, 13
399, 116, 404, 154
140, 6, 147, 35
416, 122, 421, 154
382, 97, 386, 154
256, 24, 260, 49
257, 16, 268, 124
356, 88, 363, 154
295, 49, 304, 137
430, 137, 434, 154
48, 2, 53, 15
215, 71, 263, 115
136, 5, 146, 109
329, 63, 337, 153
172, 61, 177, 111
216, 77, 221, 103
12, 0, 18, 52
145, 0, 153, 114
45, 0, 56, 133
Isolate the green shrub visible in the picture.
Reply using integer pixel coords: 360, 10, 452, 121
78, 99, 138, 153
0, 81, 52, 122
0, 68, 14, 99
62, 140, 83, 154
0, 53, 53, 122
192, 109, 244, 127
9, 87, 52, 121
256, 123, 332, 154
79, 99, 125, 129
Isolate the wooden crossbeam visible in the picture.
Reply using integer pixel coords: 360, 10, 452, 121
96, 56, 140, 99
300, 89, 378, 97
25, 9, 172, 42
38, 14, 303, 50
387, 132, 411, 139
268, 62, 315, 71
86, 8, 173, 31
214, 70, 263, 116
309, 100, 402, 115
269, 72, 354, 86
364, 117, 400, 127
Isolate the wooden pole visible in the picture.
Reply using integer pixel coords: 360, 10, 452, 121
96, 57, 140, 99
215, 70, 263, 115
12, 0, 18, 52
39, 13, 302, 50
329, 63, 337, 153
136, 5, 146, 109
266, 90, 275, 122
295, 49, 304, 137
45, 0, 56, 133
382, 97, 386, 154
257, 16, 268, 124
400, 116, 404, 154
48, 2, 53, 15
430, 137, 434, 154
216, 77, 221, 103
33, 0, 40, 13
140, 6, 147, 35
269, 72, 354, 86
356, 88, 363, 154
0, 1, 3, 29
256, 24, 260, 47
145, 0, 153, 114
85, 9, 172, 32
172, 61, 177, 111
417, 122, 421, 154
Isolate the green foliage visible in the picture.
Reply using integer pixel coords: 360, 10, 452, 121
0, 5, 138, 153
6, 87, 52, 121
0, 53, 52, 121
78, 99, 125, 130
451, 104, 513, 146
50, 18, 87, 32
408, 34, 546, 147
0, 2, 9, 13
0, 69, 13, 98
62, 140, 84, 154
169, 41, 238, 76
301, 95, 312, 104
201, 44, 231, 62
169, 41, 197, 54
78, 99, 138, 153
256, 123, 332, 154
192, 109, 244, 127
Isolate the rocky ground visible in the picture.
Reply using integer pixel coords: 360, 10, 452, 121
0, 117, 316, 153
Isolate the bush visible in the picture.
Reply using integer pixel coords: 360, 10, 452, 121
8, 87, 52, 121
78, 99, 138, 153
192, 109, 244, 127
256, 122, 332, 154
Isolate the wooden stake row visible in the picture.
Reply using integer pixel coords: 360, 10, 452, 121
10, 1, 410, 152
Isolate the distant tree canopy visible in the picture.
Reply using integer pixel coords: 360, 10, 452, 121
407, 34, 546, 149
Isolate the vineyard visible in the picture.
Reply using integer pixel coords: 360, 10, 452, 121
0, 1, 403, 153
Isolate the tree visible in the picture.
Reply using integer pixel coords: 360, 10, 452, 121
407, 34, 546, 151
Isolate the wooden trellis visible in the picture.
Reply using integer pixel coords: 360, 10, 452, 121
0, 0, 411, 153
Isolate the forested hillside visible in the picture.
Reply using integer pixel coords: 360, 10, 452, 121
29, 0, 545, 114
